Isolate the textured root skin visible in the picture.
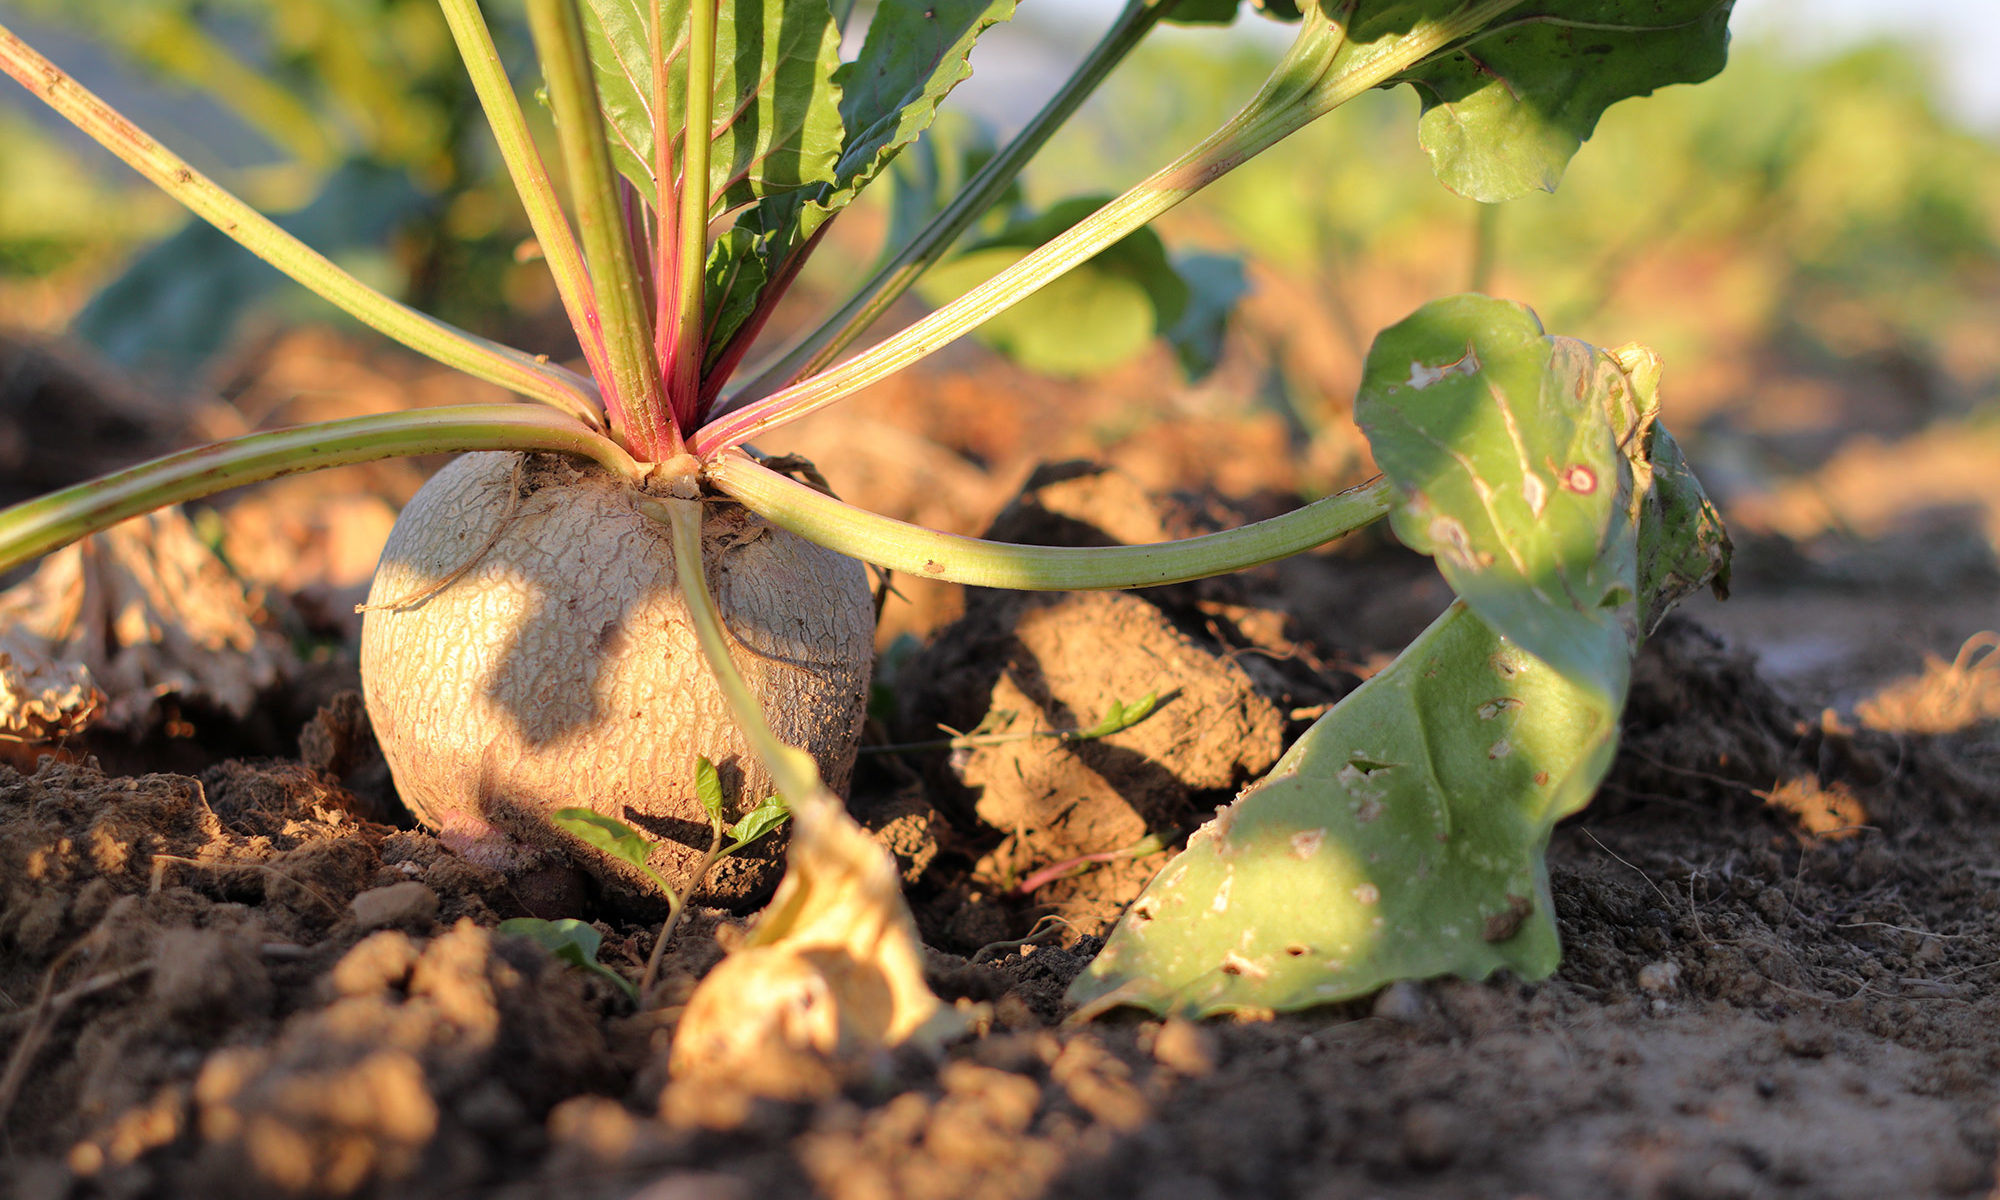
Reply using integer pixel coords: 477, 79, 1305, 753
360, 452, 875, 911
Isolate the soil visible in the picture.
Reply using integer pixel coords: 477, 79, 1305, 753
4, 331, 2000, 1199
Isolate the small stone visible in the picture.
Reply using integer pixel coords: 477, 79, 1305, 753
349, 881, 439, 931
1371, 980, 1428, 1024
1637, 960, 1681, 994
1779, 1016, 1832, 1059
1150, 1018, 1217, 1077
625, 1176, 751, 1200
1754, 887, 1789, 925
1401, 1101, 1462, 1169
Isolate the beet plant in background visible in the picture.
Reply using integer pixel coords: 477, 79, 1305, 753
0, 0, 1732, 1040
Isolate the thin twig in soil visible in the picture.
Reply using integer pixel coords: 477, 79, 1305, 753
0, 961, 152, 1036
1835, 920, 1976, 939
970, 915, 1077, 964
1684, 873, 1712, 946
0, 940, 149, 1135
1619, 746, 1767, 794
866, 719, 1149, 756
1015, 832, 1177, 896
1921, 958, 2000, 982
1579, 828, 1710, 945
151, 853, 344, 916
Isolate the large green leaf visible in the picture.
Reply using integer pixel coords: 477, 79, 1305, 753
881, 110, 1024, 258
829, 1, 1017, 209
579, 0, 845, 212
1357, 295, 1638, 699
714, 1, 1021, 353
1165, 0, 1305, 24
1068, 295, 1728, 1017
917, 196, 1192, 378
1371, 0, 1736, 201
581, 0, 1017, 362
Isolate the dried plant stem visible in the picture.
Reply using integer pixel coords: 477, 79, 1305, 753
0, 941, 150, 1133
151, 854, 345, 917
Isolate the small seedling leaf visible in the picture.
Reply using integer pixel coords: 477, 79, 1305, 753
1361, 0, 1735, 202
552, 806, 655, 874
1072, 295, 1728, 1017
695, 756, 726, 826
1069, 692, 1160, 742
725, 795, 792, 854
498, 917, 639, 1003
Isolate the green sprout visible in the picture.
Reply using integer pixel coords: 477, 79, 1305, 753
509, 756, 791, 1004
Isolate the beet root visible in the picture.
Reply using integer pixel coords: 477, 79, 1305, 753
360, 451, 875, 911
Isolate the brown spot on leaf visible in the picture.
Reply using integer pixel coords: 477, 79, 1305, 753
1560, 465, 1597, 494
1483, 894, 1533, 942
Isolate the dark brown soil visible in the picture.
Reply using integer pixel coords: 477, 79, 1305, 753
6, 336, 2000, 1199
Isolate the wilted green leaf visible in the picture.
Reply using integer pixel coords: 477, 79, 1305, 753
919, 196, 1192, 377
1370, 0, 1736, 201
1611, 345, 1732, 631
1070, 295, 1728, 1016
498, 917, 639, 1002
1067, 601, 1605, 1016
1358, 295, 1637, 698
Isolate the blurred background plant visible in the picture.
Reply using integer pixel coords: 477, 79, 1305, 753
0, 0, 552, 378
